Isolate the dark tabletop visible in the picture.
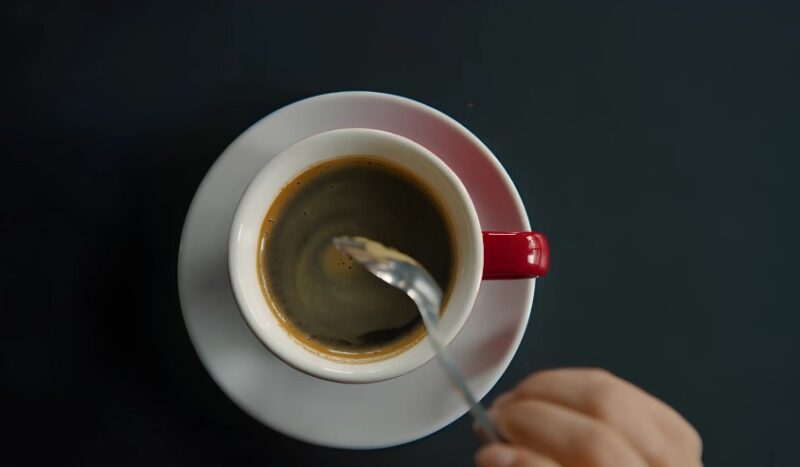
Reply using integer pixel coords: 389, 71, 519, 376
2, 1, 799, 466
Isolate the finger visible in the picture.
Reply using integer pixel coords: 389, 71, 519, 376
493, 399, 648, 467
476, 443, 561, 467
497, 368, 702, 465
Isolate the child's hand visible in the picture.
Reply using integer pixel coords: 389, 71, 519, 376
476, 369, 702, 467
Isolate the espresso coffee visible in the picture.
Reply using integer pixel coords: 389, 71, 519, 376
258, 157, 455, 360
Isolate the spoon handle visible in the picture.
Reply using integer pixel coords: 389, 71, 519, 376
414, 296, 504, 443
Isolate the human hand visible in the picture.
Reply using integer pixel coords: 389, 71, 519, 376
475, 369, 702, 467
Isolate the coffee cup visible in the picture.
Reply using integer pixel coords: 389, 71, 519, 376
230, 128, 549, 383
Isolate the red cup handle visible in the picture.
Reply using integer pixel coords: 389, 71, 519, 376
482, 231, 550, 279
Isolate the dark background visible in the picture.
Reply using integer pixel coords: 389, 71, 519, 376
2, 1, 799, 466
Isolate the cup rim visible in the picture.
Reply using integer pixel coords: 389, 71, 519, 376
228, 128, 483, 383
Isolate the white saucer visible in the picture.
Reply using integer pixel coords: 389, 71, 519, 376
178, 91, 537, 449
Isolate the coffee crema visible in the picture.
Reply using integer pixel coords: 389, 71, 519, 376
257, 156, 455, 361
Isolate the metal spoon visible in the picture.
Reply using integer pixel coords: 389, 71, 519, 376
333, 236, 502, 442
